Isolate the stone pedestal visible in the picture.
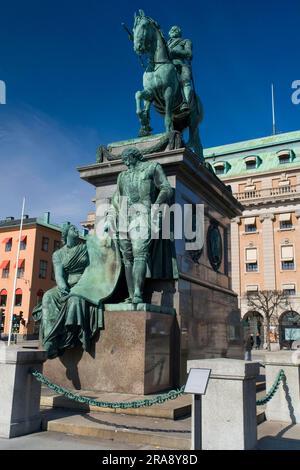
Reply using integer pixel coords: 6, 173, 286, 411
44, 310, 176, 395
265, 351, 300, 423
187, 358, 259, 450
0, 343, 47, 438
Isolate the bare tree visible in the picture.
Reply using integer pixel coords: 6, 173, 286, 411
245, 290, 290, 351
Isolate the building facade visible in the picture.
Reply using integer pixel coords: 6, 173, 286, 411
80, 211, 96, 235
0, 212, 61, 337
205, 130, 300, 348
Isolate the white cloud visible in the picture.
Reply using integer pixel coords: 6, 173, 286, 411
0, 106, 99, 227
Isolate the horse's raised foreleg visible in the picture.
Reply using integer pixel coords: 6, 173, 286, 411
164, 86, 174, 133
135, 89, 153, 137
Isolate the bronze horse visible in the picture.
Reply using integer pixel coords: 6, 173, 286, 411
132, 10, 204, 159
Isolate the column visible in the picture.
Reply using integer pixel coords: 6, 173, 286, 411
259, 213, 276, 290
231, 217, 241, 302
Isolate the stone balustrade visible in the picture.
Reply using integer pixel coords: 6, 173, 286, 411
234, 184, 300, 204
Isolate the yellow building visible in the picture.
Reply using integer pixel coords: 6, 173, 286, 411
205, 130, 300, 348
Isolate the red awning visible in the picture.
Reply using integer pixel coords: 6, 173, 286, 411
0, 289, 7, 295
2, 237, 12, 244
15, 288, 22, 295
14, 259, 25, 268
20, 235, 27, 242
0, 260, 10, 269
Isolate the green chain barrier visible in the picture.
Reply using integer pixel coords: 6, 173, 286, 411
30, 369, 185, 409
256, 369, 285, 406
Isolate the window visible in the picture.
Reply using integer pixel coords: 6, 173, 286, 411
213, 161, 231, 176
246, 263, 258, 272
279, 213, 293, 230
279, 155, 290, 164
39, 260, 48, 279
42, 237, 49, 252
280, 221, 293, 230
215, 166, 224, 175
0, 289, 7, 306
51, 268, 56, 281
246, 248, 258, 272
244, 217, 257, 233
1, 260, 10, 278
20, 235, 27, 250
53, 240, 61, 252
281, 245, 295, 270
3, 237, 12, 252
16, 259, 25, 279
214, 163, 225, 175
282, 261, 295, 270
282, 284, 296, 296
246, 160, 256, 170
17, 268, 24, 279
244, 155, 261, 171
277, 149, 294, 165
15, 288, 22, 306
246, 285, 259, 296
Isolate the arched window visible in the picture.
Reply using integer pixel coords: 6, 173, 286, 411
213, 161, 231, 175
243, 311, 264, 347
277, 149, 295, 165
0, 289, 7, 306
15, 288, 22, 306
279, 311, 300, 347
243, 155, 262, 171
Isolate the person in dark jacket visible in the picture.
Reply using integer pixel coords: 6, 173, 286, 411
244, 334, 253, 361
255, 333, 261, 350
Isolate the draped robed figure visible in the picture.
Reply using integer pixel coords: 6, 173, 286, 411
33, 223, 121, 359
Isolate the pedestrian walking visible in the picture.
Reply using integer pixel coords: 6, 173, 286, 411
244, 334, 253, 361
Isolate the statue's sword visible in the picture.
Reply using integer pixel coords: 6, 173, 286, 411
122, 23, 146, 70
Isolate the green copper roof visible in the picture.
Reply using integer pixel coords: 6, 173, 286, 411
204, 130, 300, 178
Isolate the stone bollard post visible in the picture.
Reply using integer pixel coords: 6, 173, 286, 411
0, 343, 47, 438
264, 351, 300, 424
187, 358, 260, 450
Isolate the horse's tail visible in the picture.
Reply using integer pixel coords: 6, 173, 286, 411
195, 94, 204, 125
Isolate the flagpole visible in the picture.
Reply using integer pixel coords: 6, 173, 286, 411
271, 83, 276, 135
7, 197, 25, 347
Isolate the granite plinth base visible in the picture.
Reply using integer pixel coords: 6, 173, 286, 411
43, 310, 176, 395
187, 358, 259, 450
104, 303, 176, 315
0, 343, 47, 438
79, 143, 244, 384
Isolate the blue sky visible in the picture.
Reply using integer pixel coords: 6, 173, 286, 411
0, 0, 299, 226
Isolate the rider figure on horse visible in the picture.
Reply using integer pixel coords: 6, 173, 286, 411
167, 25, 193, 112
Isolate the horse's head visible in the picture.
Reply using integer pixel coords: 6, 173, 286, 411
133, 10, 159, 55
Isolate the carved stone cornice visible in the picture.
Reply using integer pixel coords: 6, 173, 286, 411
259, 213, 275, 223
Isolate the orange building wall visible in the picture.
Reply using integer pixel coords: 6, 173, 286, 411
0, 223, 61, 335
